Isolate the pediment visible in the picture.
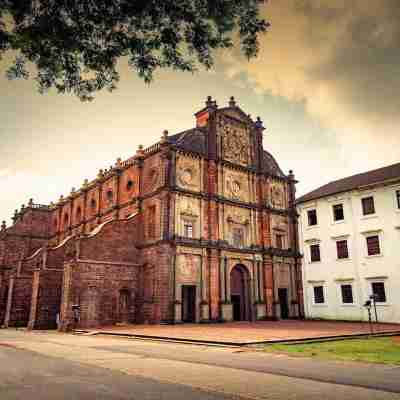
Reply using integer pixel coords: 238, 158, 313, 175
218, 107, 252, 124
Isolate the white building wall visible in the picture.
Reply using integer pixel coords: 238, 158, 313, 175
298, 182, 400, 323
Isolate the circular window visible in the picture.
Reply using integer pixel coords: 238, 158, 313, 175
126, 180, 133, 191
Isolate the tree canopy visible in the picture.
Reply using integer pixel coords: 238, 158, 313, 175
0, 1, 269, 100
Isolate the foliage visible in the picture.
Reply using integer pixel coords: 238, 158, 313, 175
0, 0, 269, 100
264, 337, 400, 365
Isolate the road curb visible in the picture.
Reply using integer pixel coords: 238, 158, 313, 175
75, 329, 400, 347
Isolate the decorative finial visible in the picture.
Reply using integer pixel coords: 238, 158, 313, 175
255, 116, 264, 130
136, 144, 145, 157
20, 204, 25, 211
83, 178, 89, 188
161, 129, 169, 143
70, 187, 76, 194
97, 169, 104, 179
28, 198, 34, 206
115, 157, 122, 167
288, 169, 294, 178
206, 96, 213, 107
1, 221, 6, 231
229, 96, 236, 107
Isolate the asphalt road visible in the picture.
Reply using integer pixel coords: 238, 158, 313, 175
0, 345, 229, 400
1, 329, 399, 400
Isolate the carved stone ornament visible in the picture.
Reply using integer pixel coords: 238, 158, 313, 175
181, 202, 198, 218
222, 125, 249, 166
226, 177, 241, 199
271, 184, 284, 207
179, 168, 193, 186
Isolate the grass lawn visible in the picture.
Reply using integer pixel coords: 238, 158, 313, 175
264, 337, 400, 365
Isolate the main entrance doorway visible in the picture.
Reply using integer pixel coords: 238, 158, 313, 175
182, 285, 196, 322
230, 265, 250, 321
278, 288, 289, 319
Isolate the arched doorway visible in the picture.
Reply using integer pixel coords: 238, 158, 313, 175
119, 289, 131, 323
230, 265, 251, 321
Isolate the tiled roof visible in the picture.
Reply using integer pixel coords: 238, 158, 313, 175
297, 162, 400, 204
263, 151, 286, 178
168, 128, 207, 155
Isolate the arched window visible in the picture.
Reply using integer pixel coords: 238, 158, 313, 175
106, 190, 113, 204
76, 206, 82, 223
126, 180, 134, 191
90, 198, 97, 210
143, 266, 155, 301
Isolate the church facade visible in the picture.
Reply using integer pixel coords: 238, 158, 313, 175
0, 97, 303, 330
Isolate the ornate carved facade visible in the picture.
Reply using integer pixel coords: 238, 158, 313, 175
0, 97, 303, 329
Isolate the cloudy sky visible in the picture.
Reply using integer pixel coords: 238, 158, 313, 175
1, 0, 399, 225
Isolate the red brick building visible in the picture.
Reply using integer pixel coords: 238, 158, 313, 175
0, 97, 303, 330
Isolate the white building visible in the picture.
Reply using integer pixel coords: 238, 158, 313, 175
297, 162, 400, 323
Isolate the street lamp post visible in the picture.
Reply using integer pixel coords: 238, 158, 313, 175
370, 294, 379, 323
363, 300, 373, 336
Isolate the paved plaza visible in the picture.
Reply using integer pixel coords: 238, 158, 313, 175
93, 320, 400, 344
1, 329, 400, 399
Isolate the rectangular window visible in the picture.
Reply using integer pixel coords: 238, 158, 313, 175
362, 196, 375, 215
336, 240, 349, 259
307, 209, 318, 226
310, 244, 321, 262
341, 284, 353, 304
333, 204, 344, 221
313, 286, 325, 304
184, 222, 193, 238
147, 206, 156, 239
371, 282, 386, 303
396, 190, 400, 209
232, 228, 244, 248
366, 235, 380, 256
276, 234, 283, 249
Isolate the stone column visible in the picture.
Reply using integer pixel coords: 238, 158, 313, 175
28, 269, 40, 330
3, 276, 14, 328
221, 257, 233, 321
173, 255, 182, 324
209, 249, 220, 321
263, 257, 275, 319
